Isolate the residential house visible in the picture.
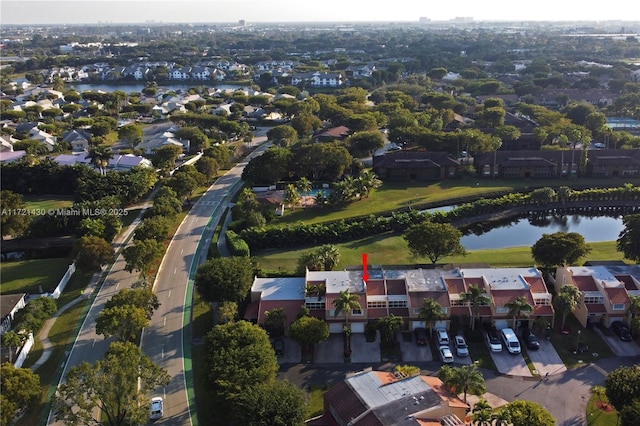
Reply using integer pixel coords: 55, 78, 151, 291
244, 265, 555, 334
309, 369, 468, 426
556, 264, 640, 328
536, 88, 618, 108
291, 71, 344, 87
61, 129, 92, 152
1, 293, 27, 335
0, 134, 18, 152
584, 149, 640, 177
28, 127, 57, 152
109, 154, 153, 170
0, 151, 27, 163
313, 125, 351, 142
372, 151, 461, 181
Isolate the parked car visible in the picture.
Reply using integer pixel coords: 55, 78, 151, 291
611, 321, 632, 341
500, 327, 521, 354
485, 328, 503, 352
522, 329, 540, 350
414, 327, 428, 345
150, 397, 163, 420
273, 338, 285, 356
436, 328, 450, 345
454, 335, 469, 357
439, 345, 454, 363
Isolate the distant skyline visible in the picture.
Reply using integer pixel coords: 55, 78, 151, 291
1, 0, 638, 26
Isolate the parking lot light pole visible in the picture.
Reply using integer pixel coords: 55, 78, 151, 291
576, 329, 581, 351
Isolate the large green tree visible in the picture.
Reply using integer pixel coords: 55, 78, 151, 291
531, 231, 591, 268
289, 316, 330, 351
1, 363, 41, 426
122, 238, 164, 282
205, 321, 278, 420
617, 214, 640, 263
105, 287, 160, 320
605, 365, 640, 411
0, 190, 31, 239
267, 125, 299, 147
117, 123, 143, 149
496, 400, 555, 426
195, 256, 254, 303
95, 304, 149, 342
404, 221, 466, 265
54, 341, 170, 426
418, 298, 445, 336
231, 380, 308, 426
72, 235, 115, 273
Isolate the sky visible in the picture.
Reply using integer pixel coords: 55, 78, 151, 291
1, 0, 638, 26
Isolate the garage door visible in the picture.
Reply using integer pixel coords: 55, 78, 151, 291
411, 321, 426, 330
494, 319, 509, 330
434, 320, 448, 329
329, 323, 344, 334
351, 322, 365, 333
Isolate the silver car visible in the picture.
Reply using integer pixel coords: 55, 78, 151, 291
439, 345, 454, 363
150, 397, 163, 420
455, 335, 469, 357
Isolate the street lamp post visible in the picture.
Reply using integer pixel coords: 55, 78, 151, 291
576, 329, 581, 352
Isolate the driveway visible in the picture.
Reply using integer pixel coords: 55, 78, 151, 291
491, 350, 532, 377
526, 338, 567, 377
594, 327, 640, 356
275, 337, 301, 364
315, 334, 381, 364
398, 332, 433, 362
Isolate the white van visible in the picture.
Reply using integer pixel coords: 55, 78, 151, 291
500, 327, 521, 354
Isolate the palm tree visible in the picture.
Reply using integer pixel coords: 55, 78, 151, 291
87, 145, 113, 175
317, 244, 340, 271
492, 408, 512, 426
295, 177, 312, 207
554, 285, 581, 329
438, 363, 486, 404
378, 314, 403, 347
460, 284, 490, 331
263, 307, 287, 337
283, 183, 300, 211
505, 296, 534, 330
471, 398, 493, 426
333, 289, 362, 355
1, 330, 25, 363
418, 298, 445, 337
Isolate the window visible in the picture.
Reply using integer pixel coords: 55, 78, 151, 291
413, 308, 421, 315
496, 307, 508, 314
584, 296, 604, 304
367, 301, 387, 309
305, 302, 325, 310
351, 309, 364, 316
450, 299, 468, 307
612, 303, 625, 311
388, 300, 407, 308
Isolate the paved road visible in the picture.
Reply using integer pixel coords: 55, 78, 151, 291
140, 131, 270, 425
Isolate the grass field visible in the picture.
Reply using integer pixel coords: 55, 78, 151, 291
254, 237, 626, 273
0, 258, 72, 294
22, 195, 74, 211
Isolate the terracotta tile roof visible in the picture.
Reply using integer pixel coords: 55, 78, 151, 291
386, 280, 407, 295
585, 303, 607, 313
450, 306, 471, 316
604, 286, 630, 305
366, 280, 385, 295
615, 275, 639, 291
573, 275, 599, 292
410, 291, 450, 310
389, 308, 409, 317
524, 275, 549, 293
421, 376, 469, 410
445, 278, 466, 294
324, 381, 368, 424
368, 308, 389, 319
256, 300, 305, 326
491, 289, 534, 307
533, 305, 555, 316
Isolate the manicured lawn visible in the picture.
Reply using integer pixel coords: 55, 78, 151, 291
269, 177, 640, 226
0, 258, 72, 294
551, 314, 614, 369
307, 385, 327, 418
586, 391, 618, 426
22, 194, 74, 211
254, 237, 624, 274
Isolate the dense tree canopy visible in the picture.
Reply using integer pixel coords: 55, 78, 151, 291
0, 190, 31, 239
606, 366, 640, 411
72, 235, 115, 273
1, 363, 41, 426
617, 214, 640, 263
204, 321, 278, 419
531, 231, 591, 267
231, 380, 308, 426
403, 221, 466, 264
195, 256, 254, 303
289, 316, 330, 349
54, 341, 170, 426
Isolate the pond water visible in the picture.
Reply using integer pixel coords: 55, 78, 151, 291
459, 214, 624, 250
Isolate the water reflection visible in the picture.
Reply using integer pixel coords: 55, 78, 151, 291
460, 213, 623, 250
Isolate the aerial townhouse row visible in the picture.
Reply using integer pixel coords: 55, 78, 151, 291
245, 263, 640, 333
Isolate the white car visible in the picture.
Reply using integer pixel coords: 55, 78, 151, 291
454, 335, 469, 357
485, 329, 503, 353
150, 397, 163, 420
436, 328, 450, 346
439, 345, 454, 363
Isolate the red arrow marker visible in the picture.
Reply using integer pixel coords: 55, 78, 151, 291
362, 253, 369, 284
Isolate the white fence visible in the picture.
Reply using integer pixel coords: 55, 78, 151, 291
13, 333, 34, 368
51, 262, 76, 299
